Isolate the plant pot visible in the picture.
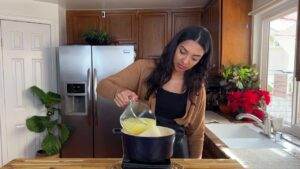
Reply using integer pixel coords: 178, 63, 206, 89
85, 38, 108, 46
219, 104, 231, 114
36, 150, 59, 158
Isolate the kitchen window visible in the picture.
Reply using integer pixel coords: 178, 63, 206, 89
252, 0, 300, 138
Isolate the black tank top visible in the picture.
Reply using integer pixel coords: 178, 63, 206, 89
155, 87, 188, 119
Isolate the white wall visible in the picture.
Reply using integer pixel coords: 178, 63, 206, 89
59, 0, 67, 45
0, 0, 64, 166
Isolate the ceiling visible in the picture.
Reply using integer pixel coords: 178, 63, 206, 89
35, 0, 211, 10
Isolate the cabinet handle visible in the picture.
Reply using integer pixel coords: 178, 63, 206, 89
101, 11, 106, 18
15, 124, 25, 129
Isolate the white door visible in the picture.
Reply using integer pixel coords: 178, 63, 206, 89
0, 20, 52, 165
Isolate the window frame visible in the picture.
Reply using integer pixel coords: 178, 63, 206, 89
252, 0, 299, 138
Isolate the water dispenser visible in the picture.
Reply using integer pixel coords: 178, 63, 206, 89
65, 82, 87, 115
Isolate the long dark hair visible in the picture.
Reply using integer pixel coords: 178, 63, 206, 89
145, 26, 212, 100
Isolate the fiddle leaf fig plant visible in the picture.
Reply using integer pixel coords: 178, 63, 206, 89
26, 86, 70, 155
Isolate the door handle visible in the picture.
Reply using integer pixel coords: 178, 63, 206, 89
87, 68, 92, 126
93, 68, 98, 126
15, 124, 25, 129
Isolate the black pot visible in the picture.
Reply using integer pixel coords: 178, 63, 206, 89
113, 126, 175, 163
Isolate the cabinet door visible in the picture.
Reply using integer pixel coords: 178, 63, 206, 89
222, 0, 252, 66
104, 11, 137, 44
209, 0, 221, 74
202, 0, 221, 75
138, 12, 168, 59
172, 12, 201, 37
67, 11, 103, 44
201, 8, 210, 29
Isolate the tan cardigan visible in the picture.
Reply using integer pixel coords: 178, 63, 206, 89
97, 59, 206, 158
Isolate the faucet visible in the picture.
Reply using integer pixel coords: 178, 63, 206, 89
236, 113, 272, 138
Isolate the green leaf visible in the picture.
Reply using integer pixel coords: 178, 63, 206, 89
26, 116, 48, 133
236, 81, 244, 90
30, 86, 47, 104
59, 124, 70, 144
45, 120, 58, 132
47, 91, 61, 101
42, 134, 61, 155
45, 91, 61, 107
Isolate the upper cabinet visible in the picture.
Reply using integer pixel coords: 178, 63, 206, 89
172, 12, 202, 37
202, 0, 252, 69
104, 11, 137, 44
66, 8, 202, 59
138, 12, 169, 59
66, 2, 251, 75
222, 0, 252, 66
202, 0, 221, 75
67, 11, 103, 44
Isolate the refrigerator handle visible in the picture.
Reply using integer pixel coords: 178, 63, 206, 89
87, 68, 92, 126
93, 68, 99, 126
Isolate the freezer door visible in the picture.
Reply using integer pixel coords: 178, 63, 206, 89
92, 46, 135, 157
58, 45, 94, 157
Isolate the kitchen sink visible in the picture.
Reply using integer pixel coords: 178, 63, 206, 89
206, 123, 282, 149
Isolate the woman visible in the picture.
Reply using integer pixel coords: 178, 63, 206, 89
97, 26, 212, 158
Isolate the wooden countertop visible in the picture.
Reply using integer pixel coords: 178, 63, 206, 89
1, 158, 243, 169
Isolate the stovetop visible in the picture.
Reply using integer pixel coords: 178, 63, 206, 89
121, 159, 171, 169
109, 159, 183, 169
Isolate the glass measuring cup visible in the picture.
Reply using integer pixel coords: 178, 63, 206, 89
120, 101, 156, 135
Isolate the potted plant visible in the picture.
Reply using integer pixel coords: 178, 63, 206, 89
218, 64, 260, 114
26, 86, 70, 157
82, 29, 111, 45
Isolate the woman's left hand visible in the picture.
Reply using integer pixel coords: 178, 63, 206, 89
114, 89, 138, 107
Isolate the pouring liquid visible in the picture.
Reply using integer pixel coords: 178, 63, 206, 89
121, 117, 156, 135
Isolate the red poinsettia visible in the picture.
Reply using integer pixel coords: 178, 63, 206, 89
227, 89, 271, 120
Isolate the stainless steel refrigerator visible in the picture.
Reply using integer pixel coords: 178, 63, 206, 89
58, 45, 135, 157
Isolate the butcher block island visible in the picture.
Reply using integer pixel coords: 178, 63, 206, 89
2, 158, 243, 169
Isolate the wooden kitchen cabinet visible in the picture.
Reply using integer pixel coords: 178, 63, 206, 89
202, 0, 252, 110
138, 12, 169, 59
222, 0, 252, 66
103, 11, 137, 44
67, 11, 103, 44
67, 11, 137, 45
172, 11, 202, 37
203, 134, 228, 159
202, 0, 221, 75
66, 9, 203, 59
202, 0, 252, 68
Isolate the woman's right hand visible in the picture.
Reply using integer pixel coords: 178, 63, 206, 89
114, 89, 138, 107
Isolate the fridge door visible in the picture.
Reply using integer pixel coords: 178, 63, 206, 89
58, 45, 93, 157
92, 46, 135, 157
